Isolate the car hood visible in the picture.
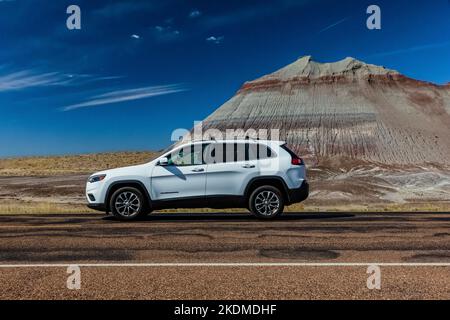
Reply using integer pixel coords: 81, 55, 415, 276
91, 163, 152, 178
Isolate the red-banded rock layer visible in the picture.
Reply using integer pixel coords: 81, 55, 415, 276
203, 56, 450, 167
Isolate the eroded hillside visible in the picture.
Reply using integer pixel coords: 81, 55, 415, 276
203, 56, 450, 167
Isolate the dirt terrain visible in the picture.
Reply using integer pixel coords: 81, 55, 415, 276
1, 146, 450, 214
0, 152, 159, 214
0, 212, 449, 299
1, 165, 450, 214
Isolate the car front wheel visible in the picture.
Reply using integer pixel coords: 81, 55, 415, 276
249, 185, 284, 219
110, 187, 147, 221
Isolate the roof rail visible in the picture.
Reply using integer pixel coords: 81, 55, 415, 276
191, 137, 216, 142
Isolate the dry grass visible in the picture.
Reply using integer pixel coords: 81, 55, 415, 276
0, 201, 96, 215
0, 151, 160, 176
297, 202, 450, 213
2, 200, 449, 215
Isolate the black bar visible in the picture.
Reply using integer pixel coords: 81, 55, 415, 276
0, 300, 447, 319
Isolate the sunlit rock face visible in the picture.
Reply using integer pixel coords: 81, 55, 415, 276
203, 56, 450, 167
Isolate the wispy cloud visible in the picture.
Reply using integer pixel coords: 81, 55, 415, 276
0, 69, 121, 92
317, 17, 349, 34
152, 25, 181, 42
61, 84, 188, 111
206, 36, 224, 44
131, 34, 140, 39
189, 9, 202, 18
366, 41, 450, 58
0, 70, 66, 91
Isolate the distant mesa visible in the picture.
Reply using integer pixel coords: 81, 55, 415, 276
202, 56, 450, 167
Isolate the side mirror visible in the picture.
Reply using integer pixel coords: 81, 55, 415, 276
158, 157, 169, 166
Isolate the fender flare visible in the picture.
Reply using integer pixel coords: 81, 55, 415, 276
243, 176, 290, 202
105, 180, 152, 210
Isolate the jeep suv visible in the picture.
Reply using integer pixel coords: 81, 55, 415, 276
86, 140, 309, 220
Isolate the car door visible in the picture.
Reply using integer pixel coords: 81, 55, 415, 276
151, 143, 208, 201
204, 142, 259, 196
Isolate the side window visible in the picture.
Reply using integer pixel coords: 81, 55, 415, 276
223, 143, 247, 162
248, 143, 258, 161
248, 143, 275, 160
204, 143, 247, 163
235, 143, 247, 162
204, 143, 273, 163
167, 144, 206, 166
258, 144, 274, 159
204, 144, 225, 164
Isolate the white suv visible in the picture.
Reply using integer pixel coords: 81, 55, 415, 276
86, 140, 308, 220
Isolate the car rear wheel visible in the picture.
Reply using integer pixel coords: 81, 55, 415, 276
110, 187, 147, 221
249, 185, 284, 219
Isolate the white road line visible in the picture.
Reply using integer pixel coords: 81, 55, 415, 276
0, 262, 450, 268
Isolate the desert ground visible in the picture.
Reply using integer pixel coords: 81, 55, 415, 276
0, 152, 158, 214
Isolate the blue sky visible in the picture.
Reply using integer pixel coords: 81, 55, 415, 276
0, 0, 449, 157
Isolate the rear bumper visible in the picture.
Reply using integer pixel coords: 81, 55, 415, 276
87, 203, 107, 212
287, 180, 309, 205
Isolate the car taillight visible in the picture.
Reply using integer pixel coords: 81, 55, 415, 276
291, 157, 304, 165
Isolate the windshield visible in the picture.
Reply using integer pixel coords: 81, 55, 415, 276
158, 142, 179, 156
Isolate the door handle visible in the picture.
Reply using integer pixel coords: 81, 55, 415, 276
192, 168, 205, 172
242, 164, 255, 169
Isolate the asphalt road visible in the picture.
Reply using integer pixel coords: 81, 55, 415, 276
0, 212, 449, 299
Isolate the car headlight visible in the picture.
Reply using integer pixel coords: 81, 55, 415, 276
88, 174, 106, 183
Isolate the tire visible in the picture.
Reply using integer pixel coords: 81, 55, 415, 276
249, 185, 284, 219
109, 187, 148, 221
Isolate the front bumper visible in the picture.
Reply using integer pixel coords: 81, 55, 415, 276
86, 179, 108, 212
287, 180, 309, 204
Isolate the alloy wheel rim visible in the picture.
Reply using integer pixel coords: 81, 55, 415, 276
255, 191, 280, 216
115, 191, 141, 217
